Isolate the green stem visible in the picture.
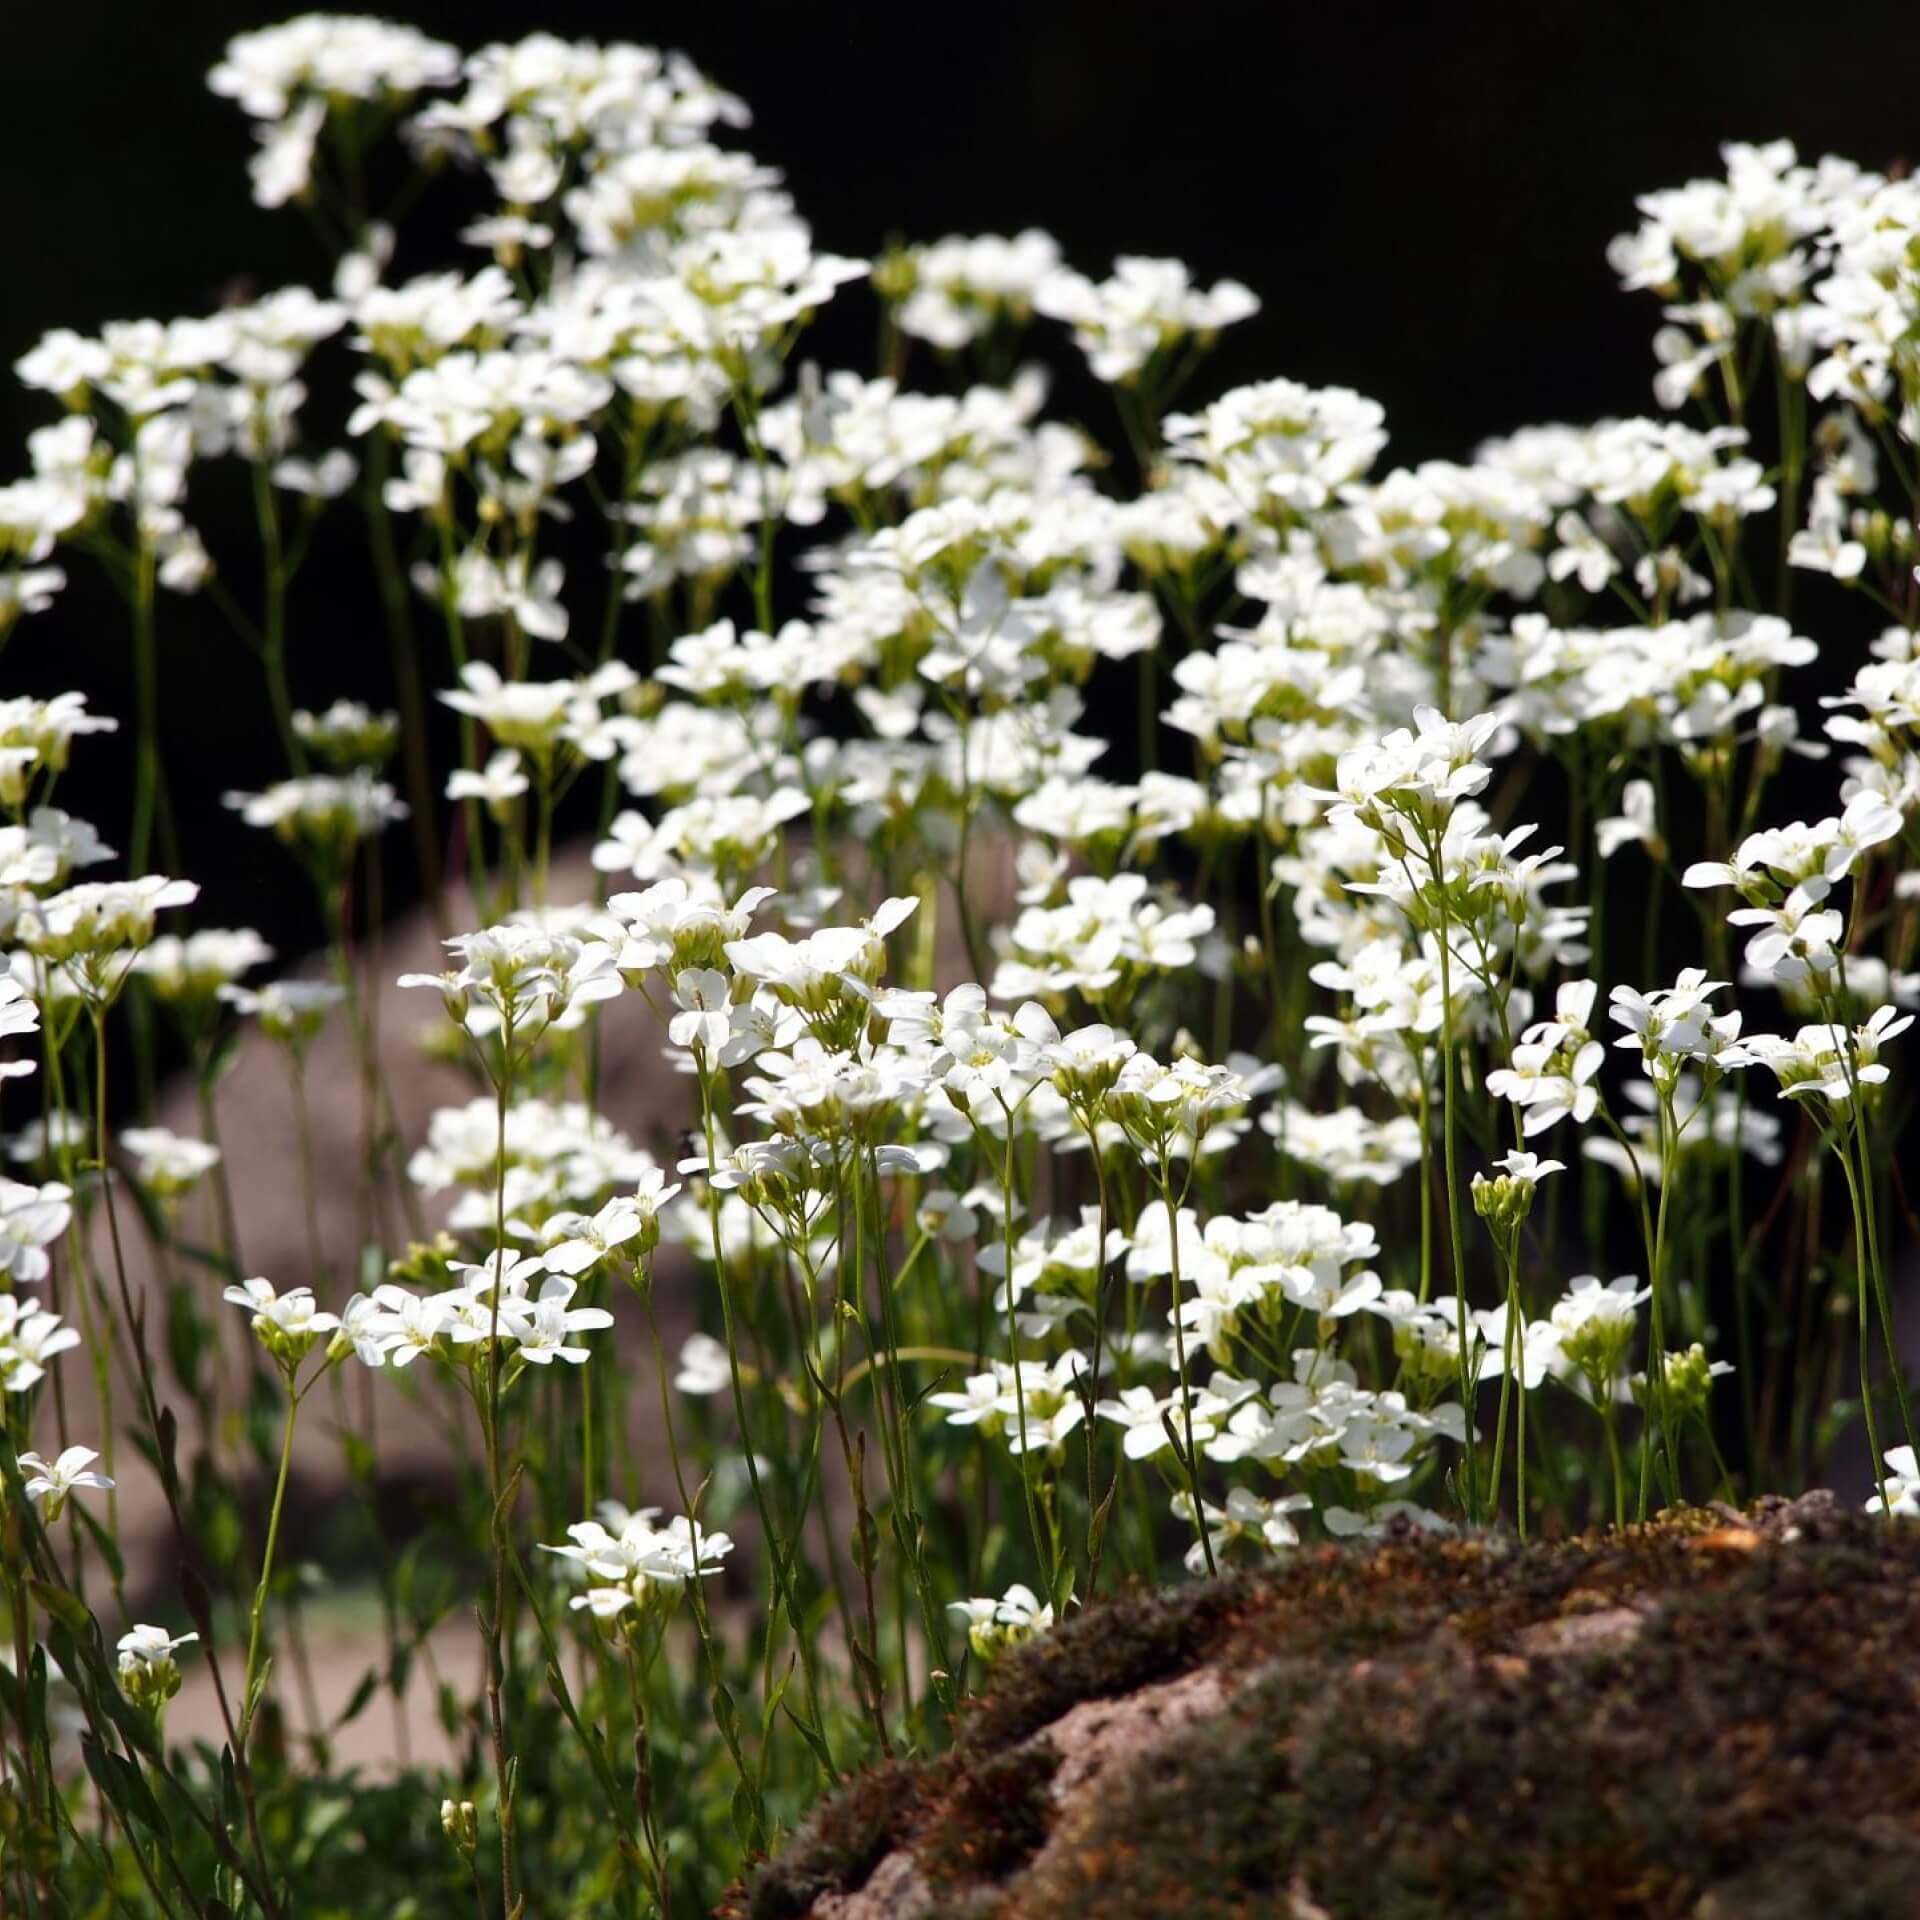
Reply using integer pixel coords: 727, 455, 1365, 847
1837, 1138, 1893, 1519
1430, 852, 1479, 1523
1636, 1115, 1680, 1522
482, 1027, 520, 1920
1600, 1401, 1626, 1531
364, 436, 445, 929
251, 461, 306, 775
128, 536, 162, 874
1082, 1127, 1115, 1595
1160, 1154, 1217, 1577
1852, 1101, 1918, 1459
1485, 1256, 1519, 1528
995, 1104, 1057, 1596
240, 1382, 302, 1747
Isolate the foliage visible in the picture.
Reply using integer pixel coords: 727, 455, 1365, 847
0, 15, 1917, 1916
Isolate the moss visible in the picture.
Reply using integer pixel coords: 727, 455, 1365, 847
918, 1739, 1060, 1889
952, 1570, 1253, 1759
736, 1758, 917, 1920
1017, 1658, 1320, 1918
739, 1512, 1920, 1919
1028, 1514, 1920, 1920
1689, 1831, 1920, 1920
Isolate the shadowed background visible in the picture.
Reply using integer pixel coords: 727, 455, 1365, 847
0, 0, 1910, 951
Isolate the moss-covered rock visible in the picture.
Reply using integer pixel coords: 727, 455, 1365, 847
724, 1499, 1920, 1919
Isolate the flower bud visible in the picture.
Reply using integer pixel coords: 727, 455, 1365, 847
1471, 1170, 1535, 1237
1642, 1342, 1727, 1422
441, 1799, 479, 1861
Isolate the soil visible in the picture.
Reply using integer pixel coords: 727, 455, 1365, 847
725, 1496, 1920, 1920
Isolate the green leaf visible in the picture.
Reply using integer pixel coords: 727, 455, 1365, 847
80, 1735, 124, 1813
731, 1779, 762, 1855
709, 1680, 742, 1752
1088, 1479, 1120, 1566
781, 1696, 836, 1780
166, 1285, 208, 1399
760, 1654, 795, 1743
333, 1666, 380, 1732
73, 1493, 126, 1588
201, 1017, 246, 1091
28, 1579, 92, 1635
82, 1737, 170, 1840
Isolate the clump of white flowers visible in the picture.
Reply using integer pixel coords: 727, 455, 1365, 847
0, 23, 1918, 1909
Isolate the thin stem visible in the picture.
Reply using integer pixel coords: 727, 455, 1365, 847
251, 460, 306, 775
240, 1379, 302, 1746
1082, 1126, 1115, 1595
993, 1101, 1056, 1595
1600, 1400, 1627, 1531
1429, 847, 1479, 1523
1837, 1137, 1892, 1519
1159, 1152, 1216, 1578
481, 1029, 521, 1920
1852, 1100, 1918, 1459
127, 535, 162, 874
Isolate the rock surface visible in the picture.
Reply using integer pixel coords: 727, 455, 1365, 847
728, 1496, 1920, 1920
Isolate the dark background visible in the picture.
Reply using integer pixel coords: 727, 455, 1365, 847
3, 0, 1912, 953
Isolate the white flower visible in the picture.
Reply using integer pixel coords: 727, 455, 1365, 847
447, 750, 529, 819
1487, 979, 1604, 1135
1867, 1445, 1920, 1518
1609, 970, 1746, 1091
119, 1127, 221, 1196
1548, 1275, 1650, 1399
542, 1508, 733, 1616
661, 965, 725, 1051
115, 1623, 199, 1708
222, 1276, 340, 1363
948, 1581, 1053, 1658
400, 923, 622, 1049
1735, 1006, 1911, 1110
131, 928, 274, 1002
0, 1180, 74, 1284
17, 877, 199, 1003
1546, 512, 1620, 592
606, 879, 772, 980
674, 1333, 732, 1397
1492, 1150, 1564, 1181
1179, 1486, 1315, 1571
218, 977, 344, 1049
543, 1194, 651, 1276
1595, 779, 1662, 860
0, 1290, 80, 1392
1043, 1022, 1139, 1104
510, 1288, 614, 1365
17, 1444, 113, 1520
226, 773, 405, 861
1036, 255, 1258, 383
1095, 1385, 1186, 1461
116, 1623, 198, 1674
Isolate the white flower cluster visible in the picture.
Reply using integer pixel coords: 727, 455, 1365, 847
541, 1504, 732, 1623
6, 19, 1920, 1740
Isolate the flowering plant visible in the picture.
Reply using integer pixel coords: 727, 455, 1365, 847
0, 25, 1916, 1914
